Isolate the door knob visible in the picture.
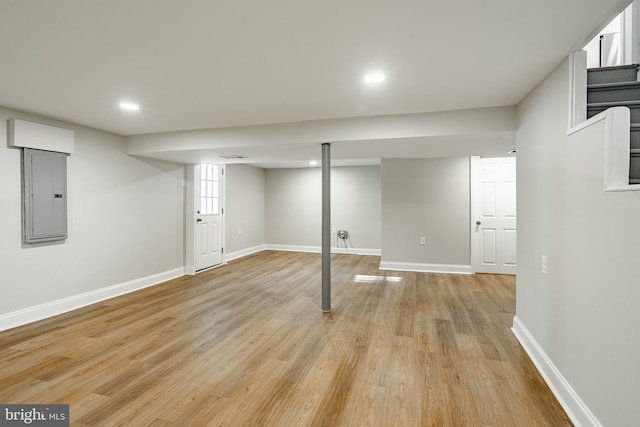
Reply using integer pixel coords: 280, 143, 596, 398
196, 218, 202, 222
476, 220, 481, 225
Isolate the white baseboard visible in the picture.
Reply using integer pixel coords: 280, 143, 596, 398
265, 244, 381, 256
379, 261, 472, 274
511, 316, 602, 427
332, 247, 381, 256
226, 244, 268, 262
0, 267, 185, 332
265, 244, 318, 253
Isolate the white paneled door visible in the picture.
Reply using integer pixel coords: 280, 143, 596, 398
195, 164, 223, 271
471, 157, 517, 274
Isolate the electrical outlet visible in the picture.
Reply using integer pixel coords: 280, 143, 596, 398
541, 255, 547, 275
419, 237, 426, 245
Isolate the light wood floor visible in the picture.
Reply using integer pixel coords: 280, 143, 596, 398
0, 251, 572, 426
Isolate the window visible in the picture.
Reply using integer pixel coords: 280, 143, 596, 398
200, 164, 220, 215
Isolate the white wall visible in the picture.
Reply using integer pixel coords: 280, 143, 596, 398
380, 158, 470, 269
0, 107, 185, 319
225, 164, 266, 256
265, 166, 381, 250
516, 57, 640, 426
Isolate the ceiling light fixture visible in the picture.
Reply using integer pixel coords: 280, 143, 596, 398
119, 101, 140, 112
363, 72, 386, 85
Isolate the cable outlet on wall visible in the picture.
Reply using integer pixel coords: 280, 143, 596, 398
541, 255, 547, 275
419, 236, 426, 245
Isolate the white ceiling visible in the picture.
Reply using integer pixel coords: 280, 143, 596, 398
0, 0, 627, 166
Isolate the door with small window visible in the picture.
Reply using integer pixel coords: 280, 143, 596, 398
195, 164, 223, 271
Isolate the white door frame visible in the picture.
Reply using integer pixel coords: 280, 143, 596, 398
470, 157, 481, 273
185, 164, 225, 275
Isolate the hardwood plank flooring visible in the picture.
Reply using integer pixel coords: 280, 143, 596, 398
0, 251, 572, 426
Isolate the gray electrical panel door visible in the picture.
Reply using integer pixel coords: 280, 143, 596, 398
23, 148, 67, 243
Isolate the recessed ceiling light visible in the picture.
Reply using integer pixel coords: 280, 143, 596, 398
363, 72, 386, 85
309, 160, 318, 166
119, 101, 140, 112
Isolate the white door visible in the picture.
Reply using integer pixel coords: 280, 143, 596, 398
471, 157, 517, 274
195, 164, 223, 271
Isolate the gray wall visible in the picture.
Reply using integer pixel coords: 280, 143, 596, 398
0, 107, 185, 316
381, 158, 470, 265
516, 57, 640, 426
225, 164, 266, 255
265, 166, 381, 249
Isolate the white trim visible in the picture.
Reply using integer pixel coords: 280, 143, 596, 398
597, 183, 640, 191
470, 156, 481, 273
512, 316, 603, 427
0, 267, 185, 332
631, 0, 639, 65
379, 261, 472, 274
221, 164, 227, 266
332, 247, 381, 256
568, 50, 587, 129
621, 1, 635, 65
603, 107, 632, 191
567, 107, 640, 192
225, 244, 268, 261
567, 109, 607, 135
185, 165, 196, 274
265, 244, 381, 256
265, 244, 320, 253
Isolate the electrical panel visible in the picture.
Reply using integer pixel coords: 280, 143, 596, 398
23, 148, 68, 243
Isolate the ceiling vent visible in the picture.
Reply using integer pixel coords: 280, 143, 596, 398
218, 154, 247, 159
